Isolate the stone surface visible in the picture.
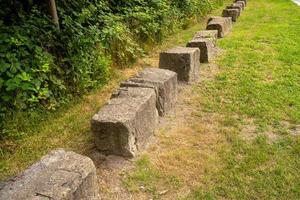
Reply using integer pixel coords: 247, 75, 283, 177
91, 87, 158, 157
227, 3, 243, 15
0, 149, 99, 200
222, 8, 239, 22
193, 30, 218, 45
236, 0, 247, 7
206, 16, 233, 38
193, 30, 218, 39
186, 38, 215, 63
120, 68, 177, 116
159, 47, 200, 83
236, 1, 246, 9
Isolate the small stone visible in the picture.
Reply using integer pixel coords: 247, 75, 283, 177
159, 190, 169, 195
139, 185, 145, 191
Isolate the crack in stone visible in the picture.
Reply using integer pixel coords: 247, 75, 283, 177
35, 192, 53, 199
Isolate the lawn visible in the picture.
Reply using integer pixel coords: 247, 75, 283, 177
122, 0, 300, 199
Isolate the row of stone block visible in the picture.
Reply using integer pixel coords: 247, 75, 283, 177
0, 69, 179, 199
91, 29, 220, 157
92, 68, 178, 157
158, 29, 219, 83
158, 0, 248, 88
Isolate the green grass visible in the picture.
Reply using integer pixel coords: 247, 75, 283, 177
187, 135, 300, 199
186, 0, 300, 199
204, 0, 300, 127
123, 155, 183, 198
122, 0, 300, 199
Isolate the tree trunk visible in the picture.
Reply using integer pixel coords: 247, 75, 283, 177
49, 0, 59, 28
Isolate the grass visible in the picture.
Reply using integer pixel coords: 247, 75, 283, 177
0, 2, 227, 181
187, 136, 300, 199
123, 155, 183, 198
121, 0, 300, 199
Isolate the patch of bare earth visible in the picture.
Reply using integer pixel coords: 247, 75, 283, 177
240, 119, 300, 143
240, 118, 280, 143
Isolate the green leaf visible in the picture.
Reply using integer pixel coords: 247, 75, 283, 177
0, 78, 3, 89
0, 61, 10, 73
18, 72, 31, 81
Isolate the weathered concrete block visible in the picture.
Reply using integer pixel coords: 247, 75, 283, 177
193, 30, 218, 45
120, 68, 177, 116
227, 3, 243, 15
92, 87, 158, 157
159, 47, 200, 83
236, 1, 246, 9
236, 0, 247, 7
0, 149, 99, 200
186, 38, 215, 63
222, 8, 239, 22
207, 16, 233, 38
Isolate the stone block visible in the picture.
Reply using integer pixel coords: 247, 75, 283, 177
186, 38, 215, 63
159, 47, 200, 83
235, 0, 247, 7
91, 87, 158, 157
193, 30, 218, 45
236, 1, 246, 9
206, 16, 233, 38
235, 1, 245, 10
227, 3, 243, 15
0, 149, 99, 200
120, 68, 177, 116
222, 8, 239, 22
